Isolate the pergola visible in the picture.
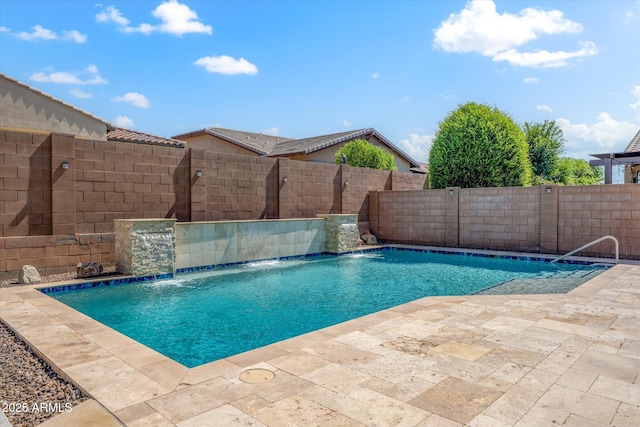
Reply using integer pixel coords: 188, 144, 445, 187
589, 151, 640, 184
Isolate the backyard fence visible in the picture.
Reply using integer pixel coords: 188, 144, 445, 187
0, 130, 424, 277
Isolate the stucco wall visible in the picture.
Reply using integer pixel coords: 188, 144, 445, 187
0, 76, 108, 140
288, 138, 413, 172
180, 133, 259, 156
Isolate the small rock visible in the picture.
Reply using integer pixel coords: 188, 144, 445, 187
18, 265, 41, 284
360, 230, 378, 245
77, 262, 103, 278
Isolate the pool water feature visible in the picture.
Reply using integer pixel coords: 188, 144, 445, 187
46, 249, 606, 368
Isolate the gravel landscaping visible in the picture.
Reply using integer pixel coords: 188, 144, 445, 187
0, 269, 118, 426
0, 321, 88, 427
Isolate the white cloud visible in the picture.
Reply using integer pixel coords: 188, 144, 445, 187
31, 71, 82, 84
96, 5, 130, 27
12, 24, 87, 43
624, 11, 636, 22
152, 0, 212, 35
556, 113, 639, 158
63, 30, 88, 43
523, 77, 538, 84
433, 0, 596, 68
30, 65, 107, 85
630, 85, 640, 110
69, 88, 92, 99
112, 92, 150, 108
262, 127, 279, 135
342, 120, 352, 127
399, 133, 433, 163
15, 25, 57, 41
537, 104, 552, 112
371, 72, 379, 79
400, 96, 410, 103
96, 1, 211, 36
493, 41, 597, 68
194, 55, 258, 75
113, 115, 135, 129
0, 26, 9, 32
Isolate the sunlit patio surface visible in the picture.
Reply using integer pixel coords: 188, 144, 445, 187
1, 256, 639, 426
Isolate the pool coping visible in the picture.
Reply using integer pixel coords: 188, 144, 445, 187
1, 245, 639, 426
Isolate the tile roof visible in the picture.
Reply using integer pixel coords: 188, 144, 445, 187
174, 127, 293, 155
267, 128, 422, 168
107, 127, 186, 148
174, 126, 422, 167
625, 129, 640, 152
1, 72, 111, 126
267, 129, 370, 156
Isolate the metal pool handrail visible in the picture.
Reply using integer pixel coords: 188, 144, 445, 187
551, 235, 619, 264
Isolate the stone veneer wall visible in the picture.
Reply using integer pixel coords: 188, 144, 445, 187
321, 214, 361, 253
114, 219, 176, 276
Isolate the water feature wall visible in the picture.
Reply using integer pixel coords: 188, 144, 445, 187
114, 219, 176, 277
175, 219, 327, 269
115, 215, 360, 275
321, 214, 361, 253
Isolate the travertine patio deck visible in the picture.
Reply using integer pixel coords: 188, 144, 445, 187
1, 253, 639, 426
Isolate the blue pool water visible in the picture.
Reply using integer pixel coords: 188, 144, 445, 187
48, 249, 604, 367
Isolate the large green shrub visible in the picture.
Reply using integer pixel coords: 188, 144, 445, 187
429, 102, 532, 188
523, 120, 564, 181
335, 139, 397, 170
551, 157, 603, 185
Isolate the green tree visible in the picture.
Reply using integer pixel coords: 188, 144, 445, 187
523, 120, 564, 181
335, 139, 397, 170
428, 102, 532, 188
551, 157, 603, 185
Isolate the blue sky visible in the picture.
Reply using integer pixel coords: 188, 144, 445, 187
1, 0, 639, 164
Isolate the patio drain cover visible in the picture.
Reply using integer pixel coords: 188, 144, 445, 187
239, 368, 275, 384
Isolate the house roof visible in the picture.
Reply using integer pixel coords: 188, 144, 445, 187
266, 128, 422, 168
267, 129, 370, 156
107, 127, 186, 148
173, 127, 293, 155
625, 129, 640, 152
173, 126, 421, 168
0, 72, 110, 126
411, 162, 429, 174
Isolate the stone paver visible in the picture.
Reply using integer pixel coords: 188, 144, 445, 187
36, 400, 122, 427
0, 253, 637, 427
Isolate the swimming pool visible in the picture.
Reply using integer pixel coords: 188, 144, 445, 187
45, 249, 605, 367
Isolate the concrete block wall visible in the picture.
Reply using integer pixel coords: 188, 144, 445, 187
371, 185, 640, 259
391, 170, 427, 190
201, 152, 278, 221
0, 234, 114, 276
557, 184, 640, 258
74, 138, 190, 234
342, 166, 391, 228
459, 186, 540, 252
278, 158, 342, 219
372, 189, 447, 245
0, 131, 52, 237
1, 130, 424, 278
